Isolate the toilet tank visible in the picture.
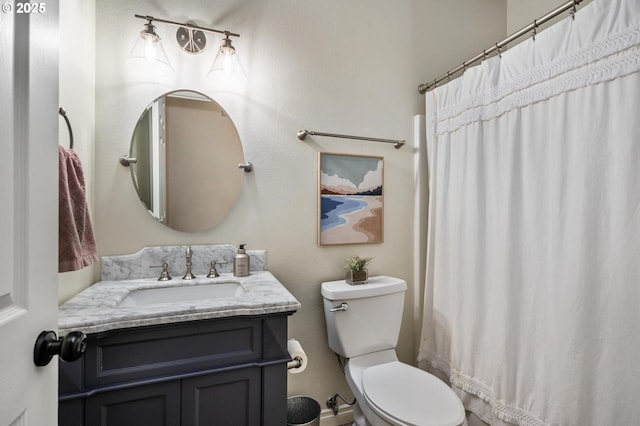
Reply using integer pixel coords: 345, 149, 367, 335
321, 276, 407, 358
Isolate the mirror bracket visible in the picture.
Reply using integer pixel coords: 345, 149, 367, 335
119, 155, 138, 167
238, 162, 253, 173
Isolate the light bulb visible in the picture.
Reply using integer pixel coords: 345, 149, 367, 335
127, 20, 173, 70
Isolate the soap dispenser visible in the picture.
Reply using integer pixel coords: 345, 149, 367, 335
233, 244, 250, 277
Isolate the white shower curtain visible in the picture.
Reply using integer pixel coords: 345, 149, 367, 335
418, 1, 640, 425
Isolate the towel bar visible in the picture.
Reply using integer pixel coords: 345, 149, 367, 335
297, 129, 405, 149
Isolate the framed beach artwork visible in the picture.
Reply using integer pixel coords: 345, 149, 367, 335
318, 153, 384, 245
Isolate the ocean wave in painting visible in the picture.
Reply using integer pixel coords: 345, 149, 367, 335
321, 195, 368, 231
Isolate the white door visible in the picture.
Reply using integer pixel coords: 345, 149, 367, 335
0, 5, 60, 425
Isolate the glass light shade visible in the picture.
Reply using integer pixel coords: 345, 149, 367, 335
128, 22, 173, 69
208, 37, 247, 81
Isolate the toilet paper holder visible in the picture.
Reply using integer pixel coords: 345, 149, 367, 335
286, 338, 308, 372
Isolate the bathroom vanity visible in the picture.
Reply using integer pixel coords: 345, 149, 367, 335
57, 246, 300, 426
59, 313, 292, 426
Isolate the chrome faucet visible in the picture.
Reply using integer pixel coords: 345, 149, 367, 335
183, 246, 196, 279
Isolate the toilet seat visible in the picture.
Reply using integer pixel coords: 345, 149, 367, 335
362, 362, 465, 426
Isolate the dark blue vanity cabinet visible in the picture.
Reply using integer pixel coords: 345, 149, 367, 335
58, 313, 293, 426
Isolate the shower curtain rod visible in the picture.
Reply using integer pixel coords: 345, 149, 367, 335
417, 0, 583, 94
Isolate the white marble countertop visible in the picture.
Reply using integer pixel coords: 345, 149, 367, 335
58, 271, 301, 336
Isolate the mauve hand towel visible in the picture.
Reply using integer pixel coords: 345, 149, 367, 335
58, 146, 98, 272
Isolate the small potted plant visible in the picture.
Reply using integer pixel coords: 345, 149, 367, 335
344, 255, 372, 285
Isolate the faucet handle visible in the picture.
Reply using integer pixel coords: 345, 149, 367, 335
207, 260, 227, 278
150, 262, 172, 281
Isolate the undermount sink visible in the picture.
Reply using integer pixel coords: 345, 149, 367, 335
118, 282, 245, 307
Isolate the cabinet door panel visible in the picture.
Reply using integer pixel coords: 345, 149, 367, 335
182, 368, 261, 426
85, 382, 180, 426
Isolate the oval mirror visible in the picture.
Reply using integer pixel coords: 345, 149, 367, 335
129, 90, 245, 232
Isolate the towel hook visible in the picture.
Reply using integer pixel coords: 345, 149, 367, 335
59, 107, 74, 149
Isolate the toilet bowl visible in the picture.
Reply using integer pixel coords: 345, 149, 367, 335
346, 350, 466, 426
321, 276, 466, 426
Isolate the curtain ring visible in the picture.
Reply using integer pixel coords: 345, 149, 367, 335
447, 71, 451, 82
483, 49, 488, 61
496, 43, 502, 58
532, 19, 538, 40
570, 0, 578, 20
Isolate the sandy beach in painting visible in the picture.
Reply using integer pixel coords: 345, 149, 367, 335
321, 196, 383, 244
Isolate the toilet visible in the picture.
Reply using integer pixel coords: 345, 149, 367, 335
322, 276, 466, 426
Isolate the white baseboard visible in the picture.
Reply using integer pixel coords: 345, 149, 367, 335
319, 404, 354, 426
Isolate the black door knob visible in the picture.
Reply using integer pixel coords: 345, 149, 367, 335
33, 330, 87, 367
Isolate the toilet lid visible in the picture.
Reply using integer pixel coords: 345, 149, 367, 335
362, 362, 464, 426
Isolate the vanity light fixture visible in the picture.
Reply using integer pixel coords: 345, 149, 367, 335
130, 14, 245, 80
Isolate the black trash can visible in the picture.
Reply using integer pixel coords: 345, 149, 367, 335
287, 396, 321, 426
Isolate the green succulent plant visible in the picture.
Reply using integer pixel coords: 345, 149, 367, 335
343, 255, 373, 272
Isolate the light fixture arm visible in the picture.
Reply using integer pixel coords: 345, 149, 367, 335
134, 14, 240, 38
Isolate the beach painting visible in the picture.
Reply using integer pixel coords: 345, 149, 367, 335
318, 153, 383, 245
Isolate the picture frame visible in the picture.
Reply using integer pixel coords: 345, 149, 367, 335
318, 152, 384, 245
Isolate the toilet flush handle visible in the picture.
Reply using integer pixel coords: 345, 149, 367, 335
329, 302, 349, 312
